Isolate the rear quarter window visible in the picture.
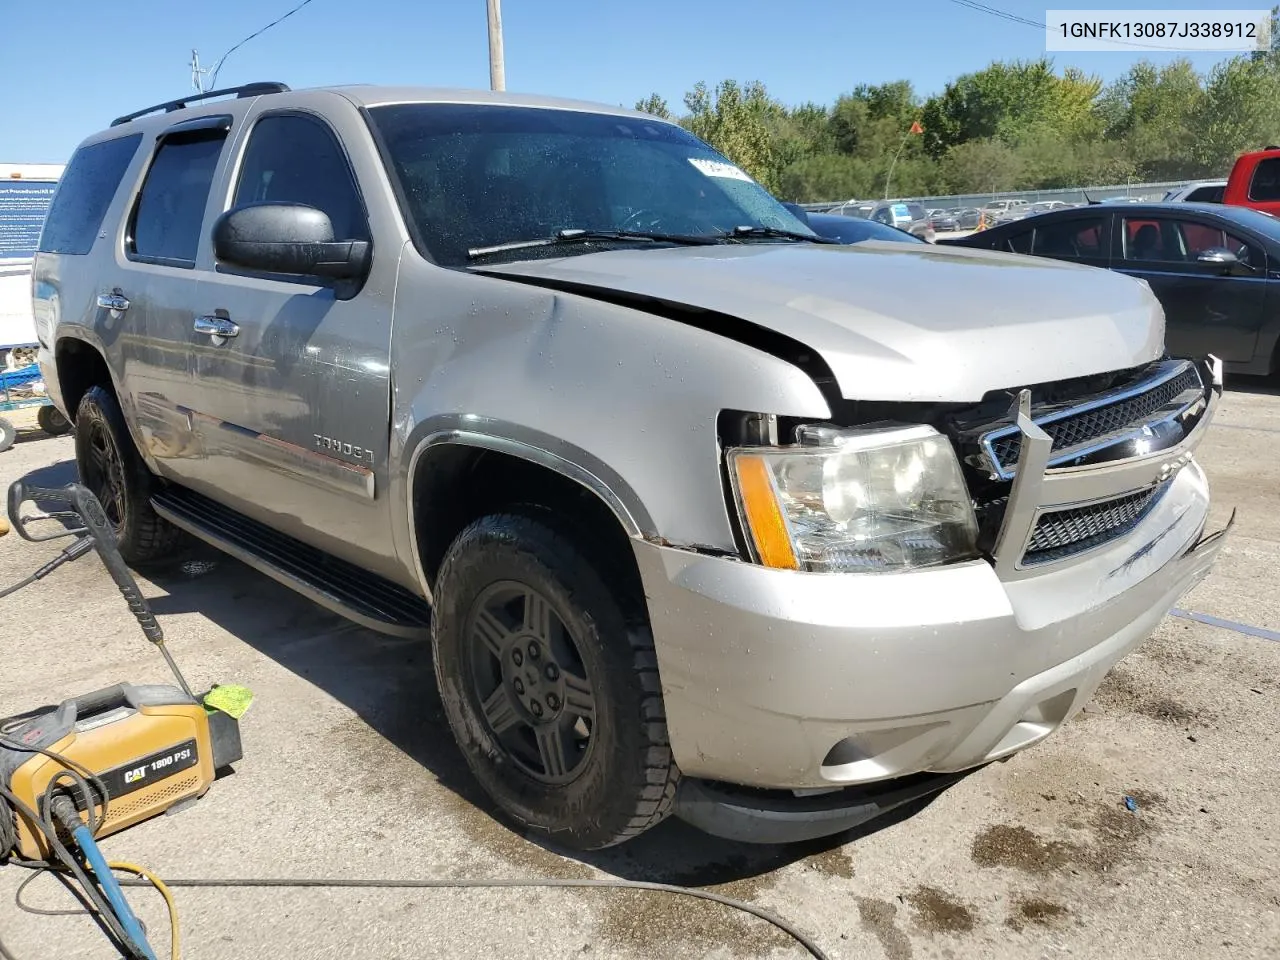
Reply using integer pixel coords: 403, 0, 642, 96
37, 134, 142, 256
1249, 158, 1280, 202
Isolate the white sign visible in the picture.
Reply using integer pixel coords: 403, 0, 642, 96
1046, 10, 1270, 51
688, 158, 755, 183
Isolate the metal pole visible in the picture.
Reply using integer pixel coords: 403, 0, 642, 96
487, 0, 506, 91
883, 127, 912, 200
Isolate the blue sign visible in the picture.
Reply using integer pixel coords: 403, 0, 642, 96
0, 180, 58, 259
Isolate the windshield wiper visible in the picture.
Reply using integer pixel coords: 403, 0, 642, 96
467, 228, 721, 260
726, 225, 838, 244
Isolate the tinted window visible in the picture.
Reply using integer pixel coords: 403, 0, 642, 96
233, 114, 369, 242
1186, 185, 1224, 203
368, 104, 811, 266
130, 134, 226, 265
1032, 217, 1105, 258
38, 134, 141, 256
1124, 217, 1263, 269
1249, 158, 1280, 201
1005, 230, 1033, 254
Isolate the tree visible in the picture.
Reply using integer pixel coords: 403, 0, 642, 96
682, 80, 783, 190
633, 94, 672, 119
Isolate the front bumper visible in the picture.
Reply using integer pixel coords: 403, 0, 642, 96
633, 362, 1229, 832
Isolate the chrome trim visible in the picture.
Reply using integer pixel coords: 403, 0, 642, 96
187, 409, 375, 500
404, 427, 646, 604
1018, 479, 1171, 568
194, 315, 240, 339
992, 389, 1052, 579
980, 359, 1202, 480
992, 359, 1222, 582
96, 293, 130, 312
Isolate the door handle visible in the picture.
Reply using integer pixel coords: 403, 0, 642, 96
193, 316, 240, 339
96, 293, 130, 312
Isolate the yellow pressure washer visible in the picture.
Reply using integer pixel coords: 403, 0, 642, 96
0, 480, 248, 959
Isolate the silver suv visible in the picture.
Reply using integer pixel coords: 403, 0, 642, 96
34, 82, 1230, 849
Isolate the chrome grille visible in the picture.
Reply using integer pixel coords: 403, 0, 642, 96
983, 361, 1205, 477
1022, 483, 1168, 566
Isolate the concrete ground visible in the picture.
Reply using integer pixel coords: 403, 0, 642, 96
0, 384, 1277, 960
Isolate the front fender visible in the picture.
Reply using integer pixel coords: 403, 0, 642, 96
386, 262, 831, 583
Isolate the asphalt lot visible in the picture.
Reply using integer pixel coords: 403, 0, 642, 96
0, 382, 1277, 960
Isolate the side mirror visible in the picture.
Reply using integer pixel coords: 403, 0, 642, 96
1196, 247, 1243, 274
212, 202, 370, 280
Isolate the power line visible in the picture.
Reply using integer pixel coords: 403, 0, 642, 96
193, 0, 321, 92
940, 0, 1253, 53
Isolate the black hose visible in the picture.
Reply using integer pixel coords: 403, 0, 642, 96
109, 874, 832, 960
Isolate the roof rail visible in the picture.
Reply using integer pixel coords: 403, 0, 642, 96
110, 82, 291, 127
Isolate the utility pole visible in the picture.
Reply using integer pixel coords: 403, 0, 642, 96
487, 0, 506, 91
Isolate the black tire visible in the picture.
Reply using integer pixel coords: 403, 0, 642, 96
432, 513, 678, 850
0, 418, 14, 453
37, 404, 72, 436
74, 386, 180, 565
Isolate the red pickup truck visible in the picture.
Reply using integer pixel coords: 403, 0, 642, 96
1222, 146, 1280, 213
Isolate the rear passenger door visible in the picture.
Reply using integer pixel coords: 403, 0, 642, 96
117, 116, 232, 477
1111, 215, 1266, 364
1027, 213, 1111, 268
184, 108, 400, 578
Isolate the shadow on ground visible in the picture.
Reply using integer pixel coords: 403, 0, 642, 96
1228, 373, 1279, 396
16, 457, 956, 890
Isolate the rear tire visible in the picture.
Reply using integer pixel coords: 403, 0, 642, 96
0, 418, 15, 453
37, 404, 72, 436
74, 386, 181, 565
431, 512, 678, 850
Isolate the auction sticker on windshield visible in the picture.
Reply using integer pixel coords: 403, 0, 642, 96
688, 158, 754, 182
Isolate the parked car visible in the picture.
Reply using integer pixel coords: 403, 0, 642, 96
1224, 147, 1280, 213
37, 82, 1228, 850
1025, 200, 1075, 215
954, 207, 983, 230
926, 208, 961, 232
1164, 180, 1227, 203
939, 201, 1280, 377
981, 198, 1029, 216
848, 201, 936, 241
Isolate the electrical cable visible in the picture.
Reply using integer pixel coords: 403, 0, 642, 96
114, 875, 831, 960
0, 785, 137, 957
938, 0, 1231, 52
110, 862, 179, 960
13, 867, 832, 960
207, 0, 321, 90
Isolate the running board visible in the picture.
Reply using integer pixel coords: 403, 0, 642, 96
151, 487, 432, 639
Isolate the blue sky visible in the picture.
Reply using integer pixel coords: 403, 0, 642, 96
1, 0, 1257, 162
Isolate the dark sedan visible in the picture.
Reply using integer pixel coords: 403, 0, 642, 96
939, 202, 1280, 377
796, 210, 925, 244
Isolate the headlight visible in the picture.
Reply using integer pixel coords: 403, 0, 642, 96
727, 422, 979, 573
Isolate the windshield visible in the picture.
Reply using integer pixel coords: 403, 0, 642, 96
367, 103, 813, 266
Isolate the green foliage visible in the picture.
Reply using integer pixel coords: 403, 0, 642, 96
659, 18, 1280, 202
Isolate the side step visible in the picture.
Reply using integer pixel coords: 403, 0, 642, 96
152, 487, 432, 639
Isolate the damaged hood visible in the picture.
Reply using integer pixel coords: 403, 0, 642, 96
478, 241, 1165, 402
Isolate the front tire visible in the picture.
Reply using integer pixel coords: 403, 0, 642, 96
432, 513, 678, 850
74, 386, 180, 565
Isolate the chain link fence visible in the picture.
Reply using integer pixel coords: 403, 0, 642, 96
798, 179, 1213, 212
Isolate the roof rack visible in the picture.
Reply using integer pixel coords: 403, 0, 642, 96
110, 82, 291, 127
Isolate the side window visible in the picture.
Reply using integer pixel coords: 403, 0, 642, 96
1031, 217, 1105, 259
1004, 230, 1032, 254
129, 133, 226, 266
1249, 158, 1280, 202
1176, 220, 1262, 269
38, 134, 142, 256
233, 114, 369, 243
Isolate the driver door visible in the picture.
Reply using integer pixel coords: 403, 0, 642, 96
182, 106, 401, 578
